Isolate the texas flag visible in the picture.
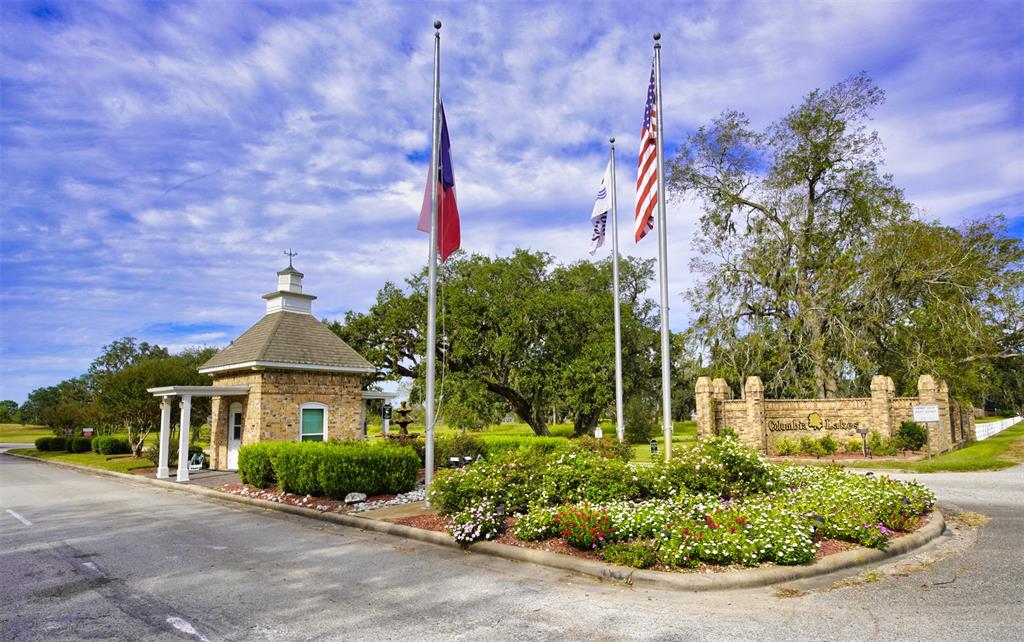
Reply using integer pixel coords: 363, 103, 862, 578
417, 102, 461, 262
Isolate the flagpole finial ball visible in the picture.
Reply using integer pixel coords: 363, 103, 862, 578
434, 20, 442, 30
653, 32, 661, 41
609, 136, 615, 144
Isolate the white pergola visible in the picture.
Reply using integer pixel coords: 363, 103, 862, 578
147, 385, 250, 482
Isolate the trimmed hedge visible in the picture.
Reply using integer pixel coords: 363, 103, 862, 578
92, 436, 131, 455
238, 441, 419, 499
34, 436, 54, 451
70, 436, 93, 453
48, 436, 68, 452
477, 435, 569, 456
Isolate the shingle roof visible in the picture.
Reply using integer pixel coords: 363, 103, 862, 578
199, 312, 374, 373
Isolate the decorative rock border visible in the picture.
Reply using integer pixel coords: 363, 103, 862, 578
4, 452, 945, 592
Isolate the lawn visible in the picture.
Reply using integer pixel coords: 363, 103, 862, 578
0, 423, 51, 443
847, 418, 1024, 473
9, 448, 153, 474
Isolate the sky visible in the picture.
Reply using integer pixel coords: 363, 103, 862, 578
1, 0, 1022, 403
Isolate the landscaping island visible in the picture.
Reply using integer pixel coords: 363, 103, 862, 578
232, 434, 936, 574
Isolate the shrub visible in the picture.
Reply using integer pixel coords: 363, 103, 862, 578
867, 430, 897, 456
70, 436, 93, 453
48, 436, 68, 452
895, 421, 928, 452
435, 433, 486, 466
773, 438, 798, 456
846, 438, 864, 454
555, 503, 615, 550
601, 541, 658, 569
34, 436, 54, 451
799, 436, 823, 457
317, 443, 419, 497
478, 435, 569, 457
573, 435, 633, 461
238, 442, 281, 487
511, 505, 561, 541
818, 434, 838, 455
449, 499, 506, 547
241, 441, 419, 499
93, 436, 131, 455
623, 397, 655, 444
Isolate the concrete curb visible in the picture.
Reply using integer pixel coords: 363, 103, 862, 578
4, 452, 945, 592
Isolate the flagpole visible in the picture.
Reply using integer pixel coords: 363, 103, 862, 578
653, 32, 673, 461
424, 20, 442, 496
609, 137, 625, 443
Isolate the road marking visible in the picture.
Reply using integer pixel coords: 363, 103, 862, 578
5, 509, 32, 526
166, 616, 211, 642
82, 561, 99, 571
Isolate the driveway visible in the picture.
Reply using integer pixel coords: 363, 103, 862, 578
1, 455, 1021, 641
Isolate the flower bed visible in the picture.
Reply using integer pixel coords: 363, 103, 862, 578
427, 436, 935, 570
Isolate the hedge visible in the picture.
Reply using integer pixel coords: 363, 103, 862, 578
34, 436, 54, 451
477, 435, 569, 456
70, 436, 93, 453
238, 441, 419, 499
48, 436, 68, 452
92, 436, 131, 455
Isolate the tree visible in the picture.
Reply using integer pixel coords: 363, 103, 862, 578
0, 400, 21, 424
330, 250, 661, 436
88, 337, 169, 377
96, 355, 211, 457
669, 73, 1024, 405
21, 377, 94, 427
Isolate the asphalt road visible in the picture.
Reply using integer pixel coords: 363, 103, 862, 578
1, 454, 1022, 641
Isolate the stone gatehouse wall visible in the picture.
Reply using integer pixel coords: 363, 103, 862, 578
695, 374, 975, 455
208, 369, 363, 470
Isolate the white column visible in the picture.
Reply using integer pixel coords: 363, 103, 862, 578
157, 398, 172, 479
176, 394, 192, 482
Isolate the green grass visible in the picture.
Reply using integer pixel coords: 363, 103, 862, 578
976, 415, 1015, 424
629, 421, 698, 462
9, 448, 154, 474
846, 419, 1024, 473
0, 423, 51, 443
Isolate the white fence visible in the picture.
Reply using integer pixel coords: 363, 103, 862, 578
976, 416, 1023, 441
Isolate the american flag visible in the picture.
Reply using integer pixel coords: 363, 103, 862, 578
634, 63, 657, 242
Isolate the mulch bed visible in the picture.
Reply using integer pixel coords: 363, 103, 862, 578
769, 452, 925, 463
219, 483, 398, 513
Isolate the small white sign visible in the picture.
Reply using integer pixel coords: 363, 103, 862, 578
913, 404, 940, 423
594, 427, 603, 439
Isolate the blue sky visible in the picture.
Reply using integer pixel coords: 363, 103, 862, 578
1, 0, 1022, 403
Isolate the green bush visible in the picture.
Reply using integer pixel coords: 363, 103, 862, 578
895, 421, 928, 452
34, 436, 54, 451
238, 442, 281, 487
435, 433, 486, 466
868, 430, 897, 456
70, 436, 93, 453
93, 436, 131, 455
511, 505, 561, 541
601, 540, 658, 569
48, 436, 68, 452
555, 503, 614, 550
573, 435, 633, 461
240, 441, 419, 499
773, 438, 798, 456
799, 436, 824, 457
623, 397, 655, 444
846, 438, 865, 454
818, 434, 838, 455
477, 435, 568, 456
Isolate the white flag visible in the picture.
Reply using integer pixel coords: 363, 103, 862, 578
589, 161, 612, 255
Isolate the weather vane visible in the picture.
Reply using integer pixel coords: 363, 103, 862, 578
284, 249, 298, 268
